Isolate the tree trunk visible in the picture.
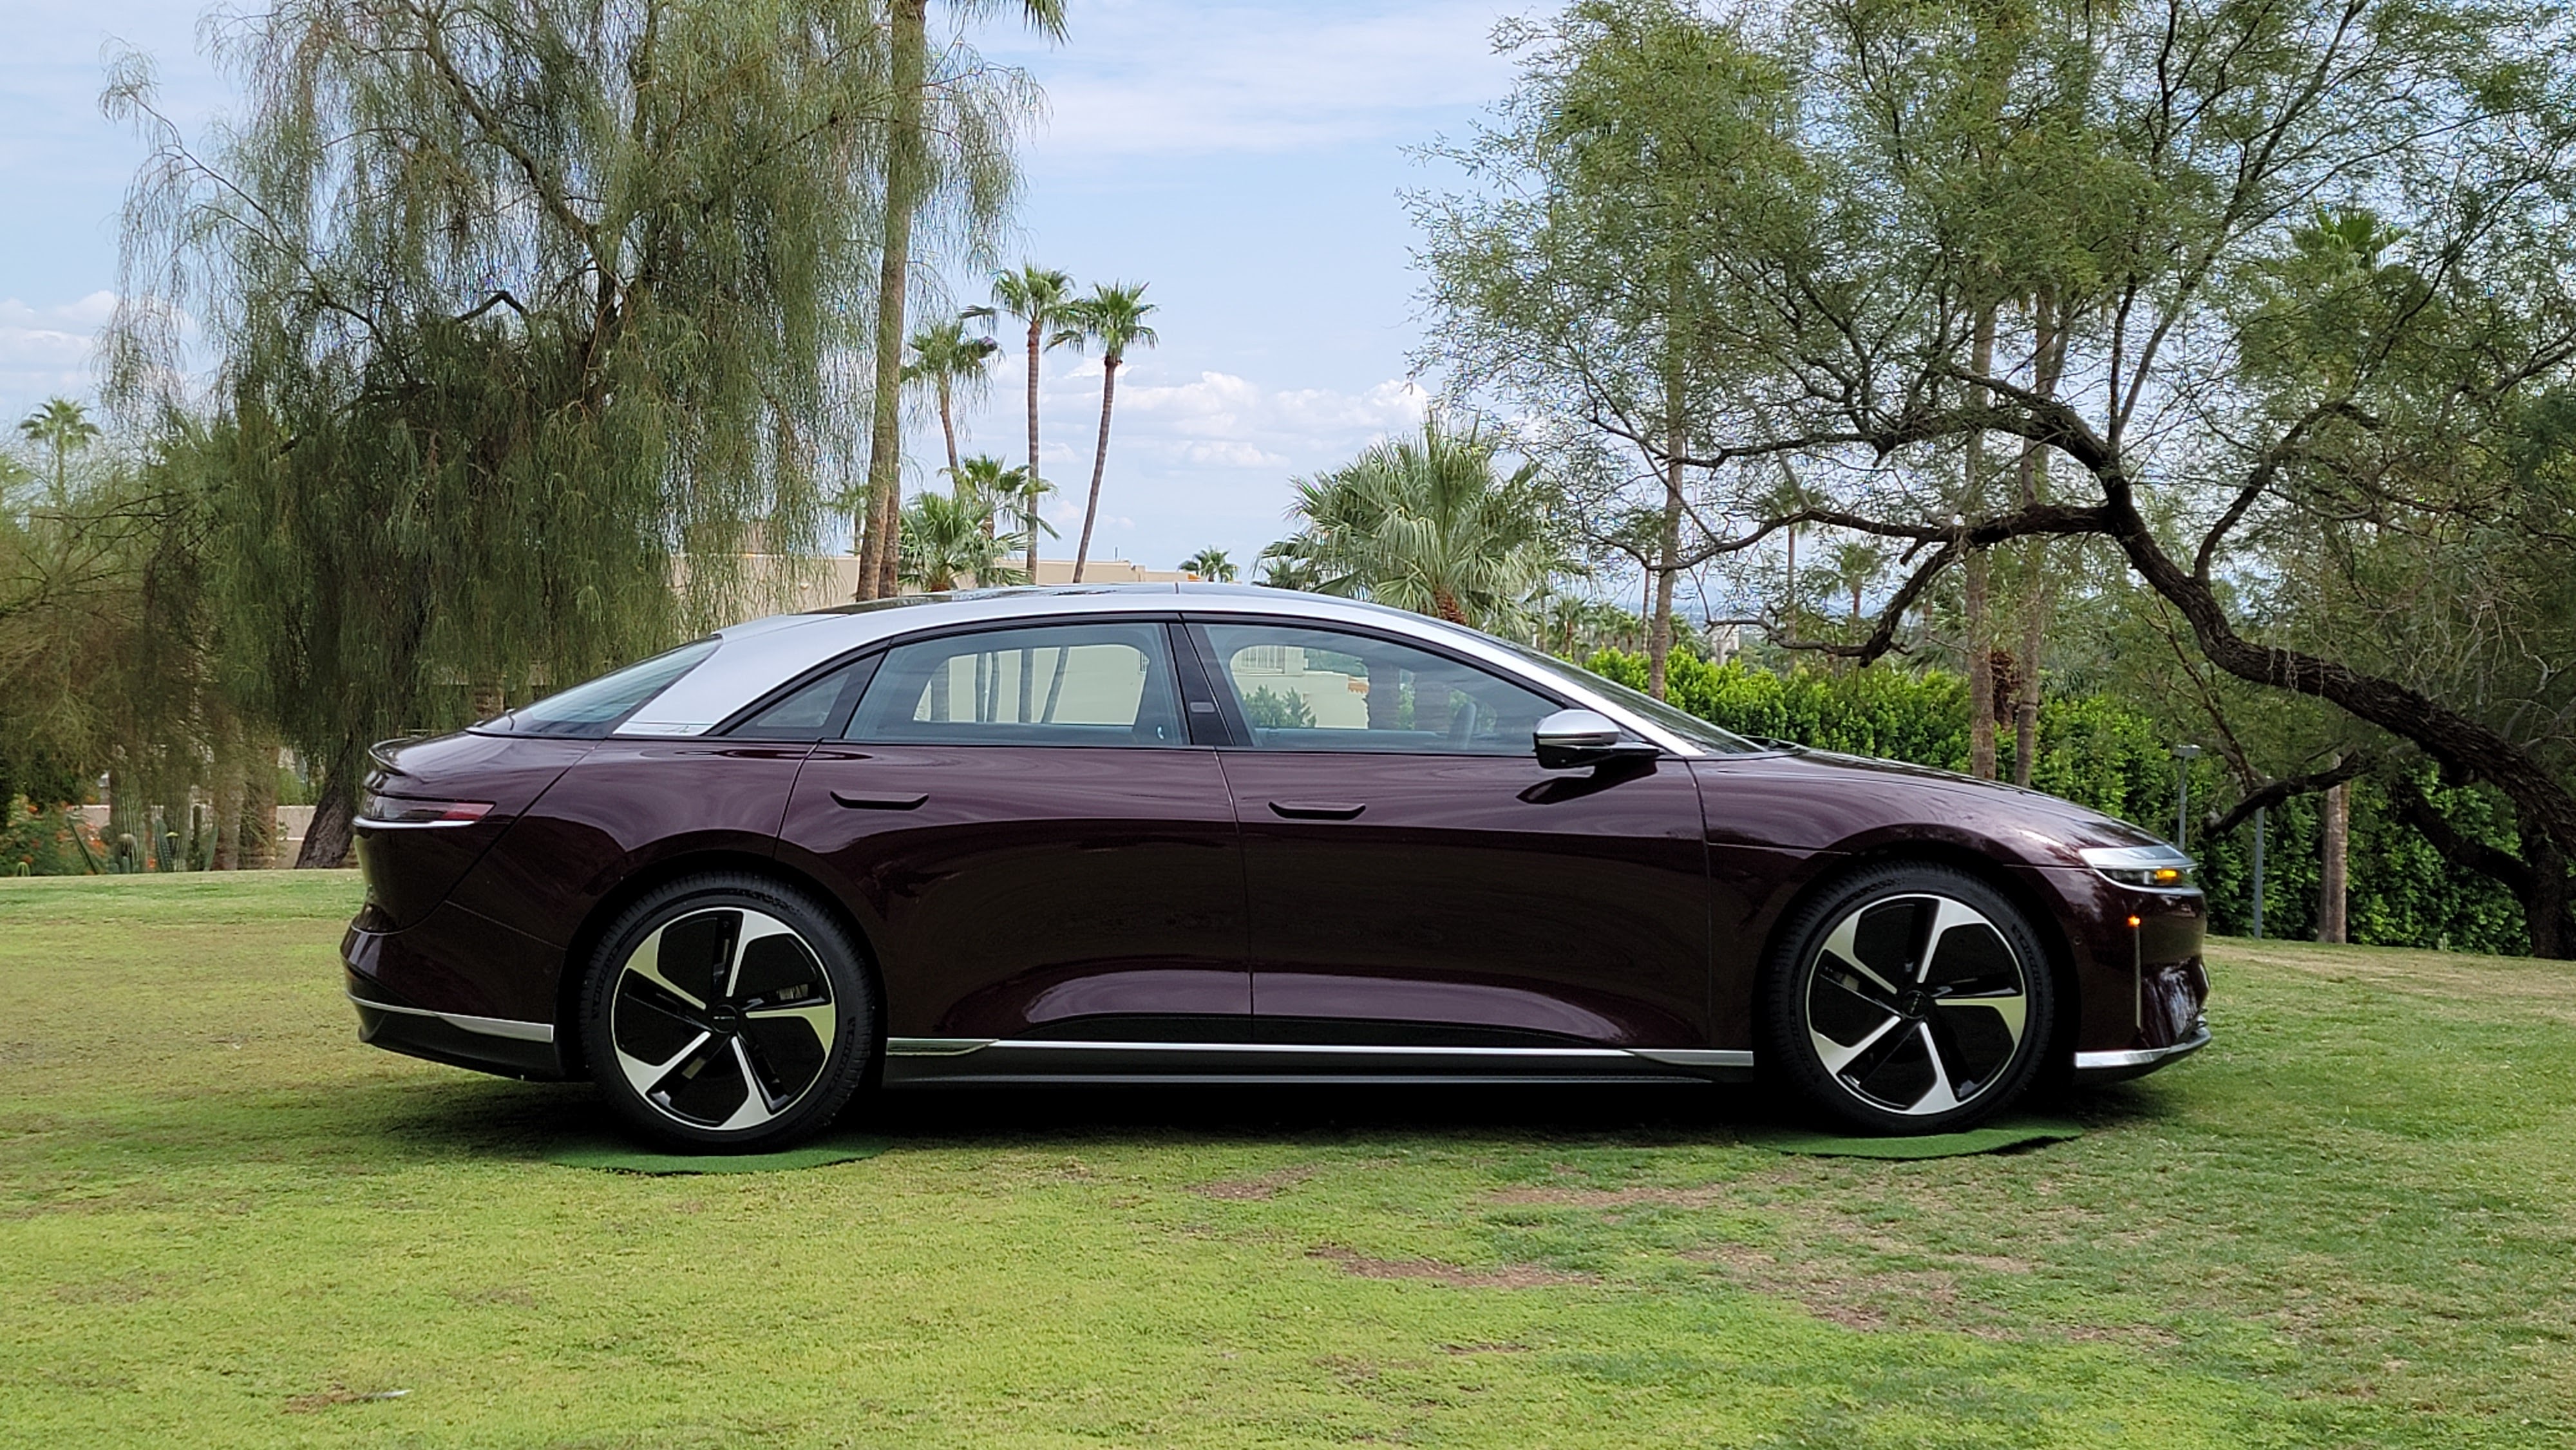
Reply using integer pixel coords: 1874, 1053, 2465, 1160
1647, 422, 1684, 700
1965, 305, 1998, 780
1024, 317, 1044, 578
939, 380, 960, 482
1072, 354, 1119, 583
211, 719, 243, 871
2009, 300, 2065, 789
2317, 781, 2349, 944
856, 0, 927, 602
240, 740, 278, 869
298, 766, 357, 870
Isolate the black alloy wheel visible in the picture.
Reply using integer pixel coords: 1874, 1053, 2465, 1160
582, 874, 878, 1151
1758, 863, 2056, 1135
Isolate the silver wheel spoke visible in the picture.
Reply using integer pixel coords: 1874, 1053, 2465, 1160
714, 1039, 780, 1130
744, 1001, 838, 1050
1812, 1012, 1904, 1077
617, 1029, 712, 1098
726, 913, 799, 1000
1908, 1022, 1962, 1115
1937, 987, 2027, 1037
623, 925, 707, 1011
1920, 897, 1987, 976
1819, 912, 1904, 996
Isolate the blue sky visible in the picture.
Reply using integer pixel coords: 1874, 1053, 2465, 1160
0, 0, 1525, 574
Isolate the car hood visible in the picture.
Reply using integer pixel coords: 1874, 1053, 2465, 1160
1691, 746, 2175, 864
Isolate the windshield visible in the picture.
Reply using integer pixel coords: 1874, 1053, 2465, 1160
1497, 641, 1762, 755
496, 639, 719, 738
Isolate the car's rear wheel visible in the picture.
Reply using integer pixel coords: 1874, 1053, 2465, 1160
581, 874, 878, 1151
1757, 863, 2055, 1135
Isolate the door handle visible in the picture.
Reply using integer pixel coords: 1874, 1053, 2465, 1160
831, 790, 929, 811
1268, 800, 1365, 820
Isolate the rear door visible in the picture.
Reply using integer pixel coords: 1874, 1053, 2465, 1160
775, 618, 1249, 1044
1189, 618, 1710, 1048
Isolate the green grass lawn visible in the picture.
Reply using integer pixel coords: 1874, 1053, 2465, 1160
3, 872, 2572, 1448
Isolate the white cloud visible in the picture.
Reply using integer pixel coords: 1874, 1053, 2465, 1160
0, 292, 116, 407
980, 0, 1515, 160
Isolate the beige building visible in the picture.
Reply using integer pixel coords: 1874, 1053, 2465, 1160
694, 554, 1202, 625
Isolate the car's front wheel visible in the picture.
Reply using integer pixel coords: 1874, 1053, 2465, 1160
581, 873, 878, 1151
1757, 863, 2056, 1135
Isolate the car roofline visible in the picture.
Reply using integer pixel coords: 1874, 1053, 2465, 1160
619, 584, 1709, 756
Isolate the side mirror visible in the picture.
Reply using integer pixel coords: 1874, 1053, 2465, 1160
1534, 708, 1659, 771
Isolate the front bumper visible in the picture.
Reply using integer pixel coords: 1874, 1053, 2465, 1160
2072, 1021, 2211, 1084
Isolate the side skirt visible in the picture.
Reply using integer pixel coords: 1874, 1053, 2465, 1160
881, 1038, 1756, 1086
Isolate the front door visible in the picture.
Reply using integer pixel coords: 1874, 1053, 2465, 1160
777, 619, 1247, 1044
1189, 619, 1710, 1048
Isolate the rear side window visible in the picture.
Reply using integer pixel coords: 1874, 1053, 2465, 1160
1194, 621, 1558, 755
503, 639, 718, 738
728, 663, 864, 739
846, 623, 1183, 747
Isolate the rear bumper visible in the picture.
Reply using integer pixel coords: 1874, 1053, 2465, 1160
343, 907, 571, 1082
2071, 1021, 2211, 1084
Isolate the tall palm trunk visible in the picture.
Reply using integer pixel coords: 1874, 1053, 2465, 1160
1072, 352, 1121, 582
2318, 780, 2351, 943
857, 0, 929, 601
1024, 317, 1043, 574
938, 379, 960, 481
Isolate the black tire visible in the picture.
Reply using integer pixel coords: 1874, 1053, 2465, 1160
1757, 862, 2056, 1135
580, 872, 879, 1152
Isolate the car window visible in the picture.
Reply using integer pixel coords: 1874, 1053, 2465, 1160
1194, 622, 1560, 755
846, 622, 1184, 747
728, 662, 860, 739
509, 639, 718, 737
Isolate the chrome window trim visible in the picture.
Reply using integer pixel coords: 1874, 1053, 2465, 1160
607, 585, 1710, 757
347, 990, 556, 1044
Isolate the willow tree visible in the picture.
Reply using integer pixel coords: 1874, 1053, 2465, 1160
853, 0, 1057, 601
106, 0, 898, 865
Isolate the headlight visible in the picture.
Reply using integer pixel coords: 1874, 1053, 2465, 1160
2078, 845, 2195, 890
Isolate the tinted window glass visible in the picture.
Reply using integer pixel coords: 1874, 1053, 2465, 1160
730, 663, 857, 738
504, 639, 718, 738
847, 623, 1183, 747
1196, 623, 1558, 755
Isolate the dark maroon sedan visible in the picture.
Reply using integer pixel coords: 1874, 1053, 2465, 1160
346, 585, 2208, 1149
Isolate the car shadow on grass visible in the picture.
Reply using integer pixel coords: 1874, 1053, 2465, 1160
177, 1071, 2185, 1167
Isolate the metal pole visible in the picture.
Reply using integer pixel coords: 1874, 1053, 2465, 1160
2175, 760, 2190, 852
2250, 805, 2266, 939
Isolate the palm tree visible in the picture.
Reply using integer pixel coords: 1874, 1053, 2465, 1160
905, 318, 1001, 480
857, 0, 1066, 602
1180, 547, 1237, 582
992, 458, 1059, 579
17, 399, 100, 509
899, 489, 1027, 593
1056, 282, 1157, 583
972, 265, 1078, 574
1255, 537, 1324, 591
1285, 412, 1566, 633
1826, 539, 1886, 627
949, 453, 1020, 529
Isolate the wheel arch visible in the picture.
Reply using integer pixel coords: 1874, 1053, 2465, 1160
1761, 841, 2083, 1055
553, 850, 887, 1080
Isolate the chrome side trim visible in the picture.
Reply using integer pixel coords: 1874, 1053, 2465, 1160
887, 1037, 1745, 1068
887, 1037, 998, 1056
350, 816, 482, 831
2071, 1022, 2211, 1079
983, 1039, 1634, 1059
346, 991, 556, 1044
1629, 1048, 1756, 1069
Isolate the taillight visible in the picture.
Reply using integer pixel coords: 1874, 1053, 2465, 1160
358, 796, 494, 827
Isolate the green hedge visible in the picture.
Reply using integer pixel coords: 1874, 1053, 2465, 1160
1585, 650, 2527, 954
